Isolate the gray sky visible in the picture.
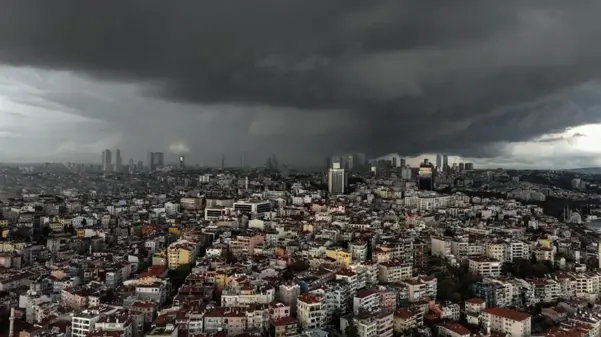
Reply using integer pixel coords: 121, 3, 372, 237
1, 0, 601, 168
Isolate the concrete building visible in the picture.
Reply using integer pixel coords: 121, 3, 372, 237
328, 162, 345, 195
102, 150, 112, 173
481, 307, 531, 337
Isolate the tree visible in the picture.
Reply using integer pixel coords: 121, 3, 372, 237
345, 320, 359, 337
167, 264, 192, 290
225, 249, 237, 263
501, 262, 514, 276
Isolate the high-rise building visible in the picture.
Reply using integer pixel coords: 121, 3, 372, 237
459, 162, 465, 171
155, 152, 164, 168
129, 158, 135, 173
102, 149, 112, 172
400, 158, 406, 167
147, 152, 165, 172
328, 162, 346, 194
443, 155, 449, 171
465, 163, 474, 170
324, 156, 332, 172
392, 157, 398, 167
418, 163, 433, 190
137, 160, 143, 172
115, 149, 122, 173
436, 154, 442, 170
179, 155, 186, 169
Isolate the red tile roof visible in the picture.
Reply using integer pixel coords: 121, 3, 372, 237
443, 323, 470, 336
484, 307, 530, 321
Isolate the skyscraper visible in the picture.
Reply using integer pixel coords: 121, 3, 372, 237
129, 158, 135, 173
102, 149, 112, 172
179, 155, 186, 169
324, 156, 332, 172
147, 152, 165, 172
418, 163, 433, 190
436, 154, 442, 170
392, 157, 398, 167
328, 162, 345, 194
115, 149, 122, 173
443, 155, 449, 171
155, 152, 164, 168
147, 152, 152, 172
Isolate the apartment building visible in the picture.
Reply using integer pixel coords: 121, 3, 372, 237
95, 313, 134, 337
349, 241, 368, 262
326, 248, 352, 266
468, 257, 502, 277
438, 323, 470, 337
481, 308, 531, 337
269, 317, 298, 337
378, 261, 412, 283
504, 241, 530, 263
402, 276, 437, 302
336, 269, 359, 295
297, 293, 327, 330
350, 263, 379, 287
229, 234, 265, 256
431, 237, 451, 257
393, 309, 423, 334
167, 240, 199, 270
353, 289, 380, 314
485, 241, 506, 262
221, 284, 276, 307
352, 310, 394, 337
325, 280, 352, 316
72, 310, 101, 337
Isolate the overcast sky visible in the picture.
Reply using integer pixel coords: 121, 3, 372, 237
1, 1, 601, 168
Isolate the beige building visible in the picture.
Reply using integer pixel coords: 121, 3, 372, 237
481, 307, 531, 337
468, 257, 501, 277
297, 293, 327, 330
377, 261, 412, 283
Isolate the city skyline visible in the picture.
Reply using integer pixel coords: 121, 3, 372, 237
1, 2, 601, 168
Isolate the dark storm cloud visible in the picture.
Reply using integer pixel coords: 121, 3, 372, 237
2, 0, 601, 159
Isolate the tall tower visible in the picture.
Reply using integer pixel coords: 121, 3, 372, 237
102, 149, 112, 172
147, 152, 153, 172
115, 149, 122, 173
9, 307, 15, 337
443, 155, 449, 171
328, 162, 345, 194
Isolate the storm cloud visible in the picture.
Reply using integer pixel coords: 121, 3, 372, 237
2, 0, 601, 162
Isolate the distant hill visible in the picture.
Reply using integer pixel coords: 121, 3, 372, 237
565, 167, 601, 174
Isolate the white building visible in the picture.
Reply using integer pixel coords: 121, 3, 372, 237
233, 200, 271, 219
72, 310, 101, 337
297, 293, 327, 330
328, 162, 346, 194
468, 257, 502, 277
481, 307, 531, 337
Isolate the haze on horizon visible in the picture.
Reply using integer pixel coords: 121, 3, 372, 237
2, 0, 601, 169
